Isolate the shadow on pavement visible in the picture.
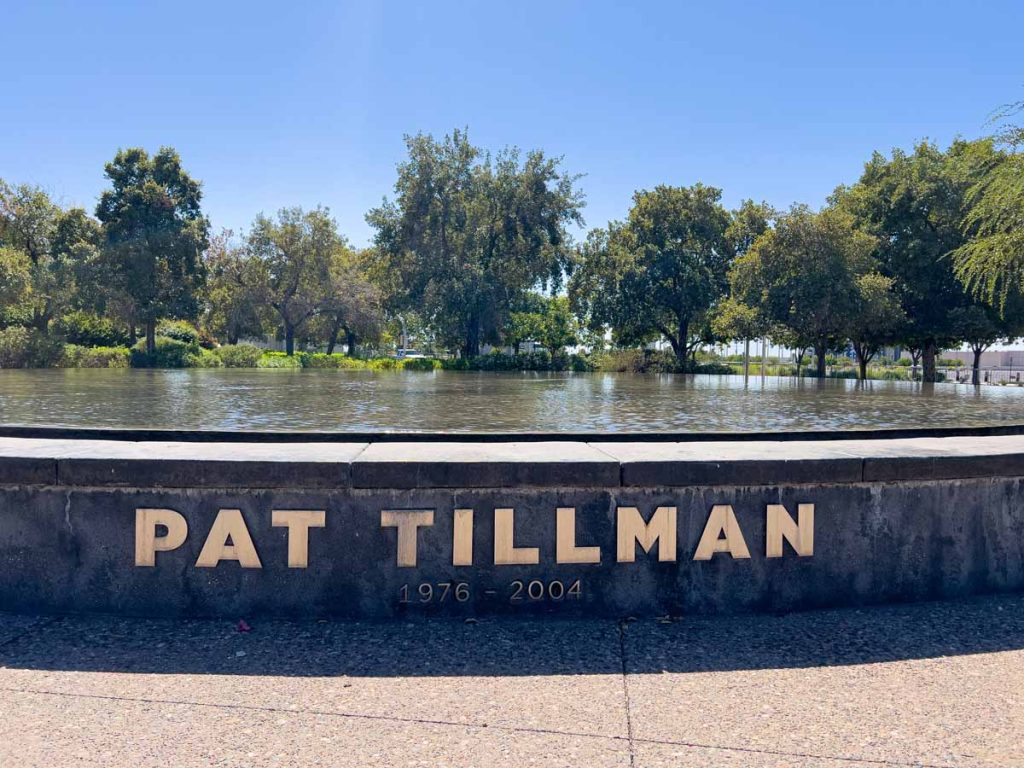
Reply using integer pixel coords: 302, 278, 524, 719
1, 592, 1022, 678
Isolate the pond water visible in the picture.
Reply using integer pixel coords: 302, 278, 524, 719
0, 369, 1022, 434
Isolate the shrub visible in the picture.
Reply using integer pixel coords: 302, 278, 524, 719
365, 357, 401, 370
195, 348, 223, 368
130, 336, 204, 368
214, 343, 264, 368
257, 351, 303, 368
155, 320, 201, 345
827, 369, 858, 379
691, 362, 735, 375
0, 327, 66, 368
400, 357, 442, 371
61, 344, 130, 368
55, 311, 129, 347
879, 369, 910, 381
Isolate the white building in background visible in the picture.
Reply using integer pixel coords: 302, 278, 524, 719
944, 349, 1024, 368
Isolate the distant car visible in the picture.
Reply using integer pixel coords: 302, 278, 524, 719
396, 348, 427, 359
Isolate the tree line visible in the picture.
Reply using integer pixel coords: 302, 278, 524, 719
1, 107, 1023, 383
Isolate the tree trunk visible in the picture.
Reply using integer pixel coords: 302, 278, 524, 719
675, 318, 689, 368
814, 340, 827, 379
326, 324, 340, 355
346, 330, 357, 356
145, 320, 156, 355
972, 347, 983, 386
854, 343, 871, 380
228, 330, 239, 346
285, 325, 295, 356
464, 318, 481, 359
794, 349, 805, 377
922, 340, 938, 383
743, 339, 750, 379
129, 324, 137, 345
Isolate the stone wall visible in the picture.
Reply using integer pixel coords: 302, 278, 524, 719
0, 436, 1022, 618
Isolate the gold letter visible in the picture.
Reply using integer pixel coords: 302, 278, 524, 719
271, 510, 326, 568
381, 510, 434, 567
766, 503, 814, 557
616, 506, 677, 563
195, 509, 262, 568
134, 508, 188, 567
556, 507, 601, 564
693, 505, 751, 561
493, 508, 539, 565
453, 508, 474, 566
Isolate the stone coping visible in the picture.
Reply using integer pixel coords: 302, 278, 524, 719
0, 434, 1023, 489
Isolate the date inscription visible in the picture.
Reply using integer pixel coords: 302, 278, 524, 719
398, 579, 583, 605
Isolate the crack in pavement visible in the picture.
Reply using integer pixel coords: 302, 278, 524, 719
617, 619, 637, 767
0, 685, 960, 768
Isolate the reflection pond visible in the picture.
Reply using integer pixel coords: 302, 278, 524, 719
1, 369, 1023, 434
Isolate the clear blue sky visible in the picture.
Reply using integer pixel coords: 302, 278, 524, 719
2, 0, 1021, 248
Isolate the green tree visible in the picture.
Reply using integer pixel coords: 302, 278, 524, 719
95, 147, 210, 353
847, 273, 905, 379
952, 129, 1023, 311
367, 129, 584, 357
0, 246, 31, 313
245, 207, 343, 355
0, 182, 101, 334
948, 303, 1020, 385
731, 205, 876, 378
839, 140, 993, 382
507, 294, 578, 354
312, 248, 383, 355
570, 184, 732, 365
201, 231, 272, 345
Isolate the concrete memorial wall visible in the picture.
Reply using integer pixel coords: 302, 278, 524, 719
0, 434, 1022, 618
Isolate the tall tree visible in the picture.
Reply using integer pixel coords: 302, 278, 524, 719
367, 129, 584, 357
569, 184, 733, 365
95, 147, 210, 353
839, 140, 992, 382
201, 231, 272, 345
314, 248, 383, 355
0, 182, 100, 334
948, 303, 1022, 386
847, 273, 905, 380
730, 205, 876, 378
952, 124, 1023, 311
245, 207, 343, 355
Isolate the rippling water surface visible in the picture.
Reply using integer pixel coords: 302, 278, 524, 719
0, 369, 1022, 433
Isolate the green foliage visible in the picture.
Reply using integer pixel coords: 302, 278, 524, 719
399, 357, 442, 371
506, 294, 578, 353
730, 205, 877, 376
570, 184, 733, 362
55, 311, 128, 347
441, 351, 592, 372
953, 151, 1024, 310
367, 128, 584, 357
96, 147, 210, 352
61, 344, 130, 368
0, 326, 66, 367
129, 336, 219, 368
155, 319, 216, 348
245, 207, 352, 355
257, 351, 304, 368
213, 343, 264, 368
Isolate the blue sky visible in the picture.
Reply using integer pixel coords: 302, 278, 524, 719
1, 0, 1021, 247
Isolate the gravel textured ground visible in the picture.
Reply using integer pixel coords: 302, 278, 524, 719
0, 595, 1022, 767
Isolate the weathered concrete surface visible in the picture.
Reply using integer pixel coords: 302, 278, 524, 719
0, 435, 1022, 618
0, 594, 1021, 767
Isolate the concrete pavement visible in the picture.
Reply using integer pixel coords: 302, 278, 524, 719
0, 594, 1022, 767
